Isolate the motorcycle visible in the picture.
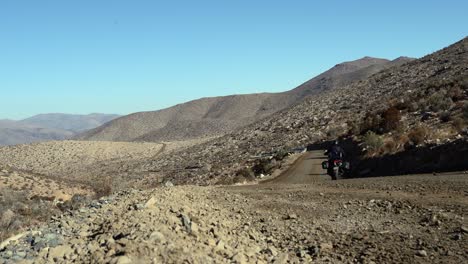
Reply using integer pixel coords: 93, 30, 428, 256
321, 159, 349, 180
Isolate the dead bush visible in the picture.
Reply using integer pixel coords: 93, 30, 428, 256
347, 120, 360, 136
452, 118, 465, 132
463, 103, 468, 120
360, 112, 382, 134
382, 138, 397, 154
439, 111, 451, 123
382, 107, 402, 132
252, 159, 275, 176
233, 167, 256, 183
394, 100, 411, 111
57, 194, 89, 212
448, 86, 464, 101
92, 177, 113, 199
408, 126, 428, 145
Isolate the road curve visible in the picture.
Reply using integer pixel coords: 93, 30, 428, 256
263, 150, 330, 184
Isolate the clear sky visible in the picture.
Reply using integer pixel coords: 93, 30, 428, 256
1, 0, 467, 119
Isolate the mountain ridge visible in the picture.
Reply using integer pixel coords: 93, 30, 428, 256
79, 56, 414, 142
0, 113, 120, 146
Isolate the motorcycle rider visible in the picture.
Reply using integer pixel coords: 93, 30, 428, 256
325, 140, 346, 176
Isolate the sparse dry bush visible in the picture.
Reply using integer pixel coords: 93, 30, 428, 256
428, 91, 453, 112
57, 194, 89, 212
394, 100, 411, 111
408, 126, 428, 145
382, 138, 397, 154
326, 127, 339, 138
233, 167, 255, 183
452, 118, 465, 132
439, 111, 451, 123
363, 131, 383, 151
382, 107, 402, 132
448, 86, 464, 101
360, 112, 382, 134
463, 103, 468, 120
347, 120, 360, 136
0, 189, 59, 241
92, 177, 113, 198
252, 159, 275, 176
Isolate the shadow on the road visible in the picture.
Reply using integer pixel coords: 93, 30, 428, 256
306, 138, 468, 179
351, 138, 468, 178
308, 173, 324, 176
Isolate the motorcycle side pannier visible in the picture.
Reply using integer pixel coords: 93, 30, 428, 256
321, 161, 328, 169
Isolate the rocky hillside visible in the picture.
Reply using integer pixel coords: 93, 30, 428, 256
78, 57, 411, 142
0, 114, 120, 146
119, 37, 468, 186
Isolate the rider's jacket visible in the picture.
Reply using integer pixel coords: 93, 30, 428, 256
327, 145, 345, 160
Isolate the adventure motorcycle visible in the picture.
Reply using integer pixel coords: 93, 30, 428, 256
322, 159, 349, 180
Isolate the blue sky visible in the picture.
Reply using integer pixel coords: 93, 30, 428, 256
1, 0, 467, 119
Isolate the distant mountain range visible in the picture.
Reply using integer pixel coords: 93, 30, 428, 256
79, 56, 414, 142
0, 113, 120, 146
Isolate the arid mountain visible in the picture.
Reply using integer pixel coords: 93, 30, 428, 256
122, 37, 467, 186
0, 113, 120, 146
21, 113, 120, 133
79, 57, 412, 142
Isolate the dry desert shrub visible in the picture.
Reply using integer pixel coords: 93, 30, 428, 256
92, 177, 114, 198
360, 112, 382, 134
233, 167, 256, 183
448, 86, 464, 101
439, 111, 451, 123
382, 106, 402, 132
408, 126, 429, 145
463, 103, 468, 120
363, 131, 383, 151
452, 118, 466, 132
381, 138, 398, 154
427, 91, 454, 112
0, 189, 59, 241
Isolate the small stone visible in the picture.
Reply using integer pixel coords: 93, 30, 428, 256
232, 253, 248, 264
287, 214, 297, 220
416, 250, 428, 257
273, 253, 289, 264
180, 213, 192, 232
133, 203, 145, 210
145, 197, 157, 208
164, 181, 174, 187
111, 256, 132, 264
48, 245, 73, 259
297, 249, 308, 258
149, 231, 165, 243
215, 240, 225, 251
267, 246, 278, 256
461, 226, 468, 233
320, 242, 333, 251
15, 251, 26, 258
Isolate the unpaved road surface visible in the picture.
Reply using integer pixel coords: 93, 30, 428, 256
1, 151, 467, 263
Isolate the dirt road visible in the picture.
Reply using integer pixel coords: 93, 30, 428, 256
262, 150, 329, 184
225, 150, 468, 263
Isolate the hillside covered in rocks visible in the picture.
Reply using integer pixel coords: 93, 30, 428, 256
78, 57, 411, 143
123, 37, 468, 186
